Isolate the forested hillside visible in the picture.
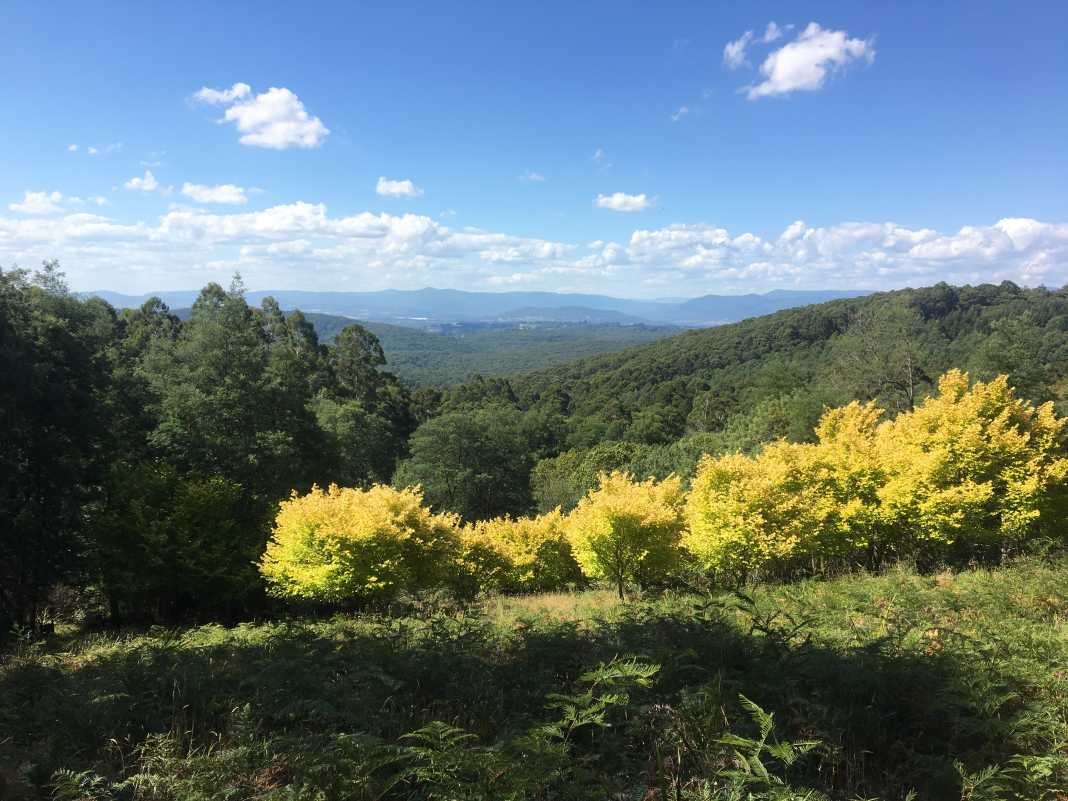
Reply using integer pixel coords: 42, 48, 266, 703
401, 281, 1068, 517
306, 313, 680, 386
5, 263, 1068, 630
173, 308, 678, 387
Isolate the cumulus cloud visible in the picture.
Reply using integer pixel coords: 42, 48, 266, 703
124, 170, 159, 191
194, 83, 329, 149
746, 22, 875, 99
67, 144, 78, 152
723, 31, 754, 69
181, 183, 250, 205
194, 82, 252, 105
9, 191, 65, 215
376, 177, 424, 198
594, 192, 655, 213
519, 170, 546, 182
2, 200, 1066, 296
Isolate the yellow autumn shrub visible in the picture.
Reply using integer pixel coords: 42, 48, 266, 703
259, 483, 460, 602
875, 370, 1068, 551
565, 472, 685, 598
465, 509, 583, 593
685, 371, 1068, 576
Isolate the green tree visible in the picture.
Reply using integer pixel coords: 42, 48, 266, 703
143, 278, 321, 505
88, 463, 249, 621
394, 405, 534, 520
0, 262, 117, 631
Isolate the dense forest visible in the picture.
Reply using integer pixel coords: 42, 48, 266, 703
274, 312, 678, 387
4, 261, 1068, 631
4, 262, 1068, 799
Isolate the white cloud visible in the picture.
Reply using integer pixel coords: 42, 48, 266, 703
194, 82, 251, 105
723, 30, 754, 69
763, 22, 786, 43
87, 147, 98, 156
181, 183, 250, 205
594, 192, 655, 213
746, 22, 875, 99
124, 170, 159, 192
9, 191, 65, 215
592, 147, 612, 170
194, 83, 329, 149
519, 170, 546, 182
3, 200, 1066, 296
67, 144, 78, 152
376, 177, 424, 198
671, 105, 690, 122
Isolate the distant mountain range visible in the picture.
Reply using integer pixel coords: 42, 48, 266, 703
88, 287, 871, 328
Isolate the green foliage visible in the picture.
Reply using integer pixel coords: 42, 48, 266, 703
0, 262, 117, 631
88, 463, 251, 621
5, 558, 1068, 800
303, 314, 679, 387
394, 405, 540, 520
505, 283, 1068, 460
531, 442, 648, 513
143, 279, 324, 506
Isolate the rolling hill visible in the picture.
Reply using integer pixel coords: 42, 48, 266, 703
91, 286, 870, 327
172, 308, 680, 387
482, 282, 1068, 441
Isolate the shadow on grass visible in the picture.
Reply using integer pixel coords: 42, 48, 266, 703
0, 596, 1047, 800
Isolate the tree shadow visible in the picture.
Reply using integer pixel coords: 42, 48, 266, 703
0, 598, 1044, 800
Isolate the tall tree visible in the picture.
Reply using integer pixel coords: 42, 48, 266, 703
394, 405, 534, 520
830, 302, 931, 413
0, 262, 116, 630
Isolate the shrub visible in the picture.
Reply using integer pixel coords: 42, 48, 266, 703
565, 472, 685, 599
875, 370, 1068, 557
685, 371, 1068, 578
89, 463, 253, 621
463, 510, 584, 594
259, 483, 460, 603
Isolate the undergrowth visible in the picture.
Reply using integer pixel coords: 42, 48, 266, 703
2, 557, 1067, 800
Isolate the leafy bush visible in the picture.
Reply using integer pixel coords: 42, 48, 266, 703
875, 370, 1068, 557
686, 371, 1068, 578
88, 462, 252, 621
259, 484, 460, 602
565, 471, 686, 598
462, 510, 584, 594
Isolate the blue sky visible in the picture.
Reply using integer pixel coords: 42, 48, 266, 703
2, 0, 1067, 297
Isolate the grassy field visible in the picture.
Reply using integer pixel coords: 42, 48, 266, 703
2, 558, 1067, 800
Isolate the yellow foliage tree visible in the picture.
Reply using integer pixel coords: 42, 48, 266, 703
875, 370, 1068, 552
685, 371, 1068, 577
565, 472, 685, 599
259, 483, 460, 602
464, 509, 583, 594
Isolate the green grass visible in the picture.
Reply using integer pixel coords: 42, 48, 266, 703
3, 558, 1067, 800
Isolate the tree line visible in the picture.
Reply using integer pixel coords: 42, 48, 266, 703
3, 262, 1068, 631
261, 370, 1067, 605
